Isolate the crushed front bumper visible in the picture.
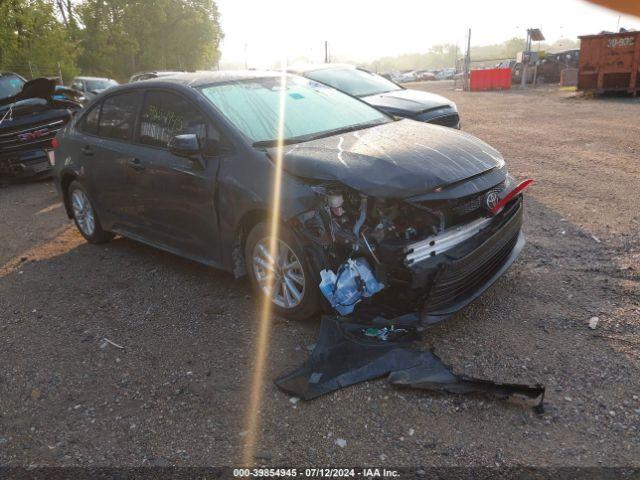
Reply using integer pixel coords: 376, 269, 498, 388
0, 148, 53, 180
404, 198, 524, 324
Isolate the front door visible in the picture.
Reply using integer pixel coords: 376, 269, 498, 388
124, 89, 228, 263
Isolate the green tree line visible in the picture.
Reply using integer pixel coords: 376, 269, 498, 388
0, 0, 223, 83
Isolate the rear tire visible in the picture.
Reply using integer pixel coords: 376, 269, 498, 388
245, 221, 320, 320
68, 180, 114, 244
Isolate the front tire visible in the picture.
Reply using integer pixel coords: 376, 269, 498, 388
245, 222, 320, 320
68, 180, 114, 244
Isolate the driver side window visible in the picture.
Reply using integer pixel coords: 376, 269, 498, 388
138, 90, 228, 155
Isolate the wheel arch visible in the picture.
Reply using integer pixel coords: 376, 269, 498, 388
231, 209, 269, 278
60, 171, 79, 219
236, 209, 269, 248
231, 208, 308, 277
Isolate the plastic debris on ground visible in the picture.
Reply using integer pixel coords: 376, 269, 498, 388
319, 257, 384, 315
275, 316, 545, 411
388, 355, 545, 413
364, 326, 412, 342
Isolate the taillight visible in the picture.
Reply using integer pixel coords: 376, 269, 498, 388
50, 138, 59, 149
490, 179, 534, 215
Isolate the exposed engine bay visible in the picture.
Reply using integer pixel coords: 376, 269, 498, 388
295, 183, 447, 257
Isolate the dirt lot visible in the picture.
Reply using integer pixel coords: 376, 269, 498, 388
1, 83, 639, 468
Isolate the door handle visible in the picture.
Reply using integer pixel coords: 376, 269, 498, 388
127, 157, 145, 171
81, 145, 93, 156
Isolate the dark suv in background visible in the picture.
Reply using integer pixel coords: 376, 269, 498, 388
0, 74, 81, 181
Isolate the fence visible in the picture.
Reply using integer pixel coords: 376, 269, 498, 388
0, 62, 65, 83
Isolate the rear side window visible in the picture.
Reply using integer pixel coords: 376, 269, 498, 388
80, 103, 101, 135
139, 90, 224, 154
98, 92, 139, 141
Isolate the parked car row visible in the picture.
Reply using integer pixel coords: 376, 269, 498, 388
386, 68, 457, 83
48, 70, 531, 322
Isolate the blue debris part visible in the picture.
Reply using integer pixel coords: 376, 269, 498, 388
318, 257, 384, 315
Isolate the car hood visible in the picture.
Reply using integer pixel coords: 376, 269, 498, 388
361, 88, 454, 116
271, 119, 505, 199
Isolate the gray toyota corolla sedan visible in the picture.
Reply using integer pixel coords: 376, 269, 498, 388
52, 71, 531, 321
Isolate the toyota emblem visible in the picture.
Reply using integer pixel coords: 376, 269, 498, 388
484, 191, 499, 211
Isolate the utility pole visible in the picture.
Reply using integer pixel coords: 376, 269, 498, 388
521, 29, 530, 87
324, 41, 329, 63
463, 28, 471, 91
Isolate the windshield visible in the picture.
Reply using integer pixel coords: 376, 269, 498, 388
200, 75, 390, 146
305, 68, 402, 97
0, 74, 25, 100
86, 79, 118, 91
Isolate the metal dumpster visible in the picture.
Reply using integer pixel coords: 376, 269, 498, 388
469, 68, 512, 91
578, 31, 640, 94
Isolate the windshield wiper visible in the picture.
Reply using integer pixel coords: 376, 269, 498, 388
253, 120, 389, 149
253, 137, 308, 148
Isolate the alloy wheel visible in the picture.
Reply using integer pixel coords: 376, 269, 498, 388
71, 189, 96, 237
252, 237, 306, 309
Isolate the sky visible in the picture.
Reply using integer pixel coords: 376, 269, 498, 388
215, 0, 640, 68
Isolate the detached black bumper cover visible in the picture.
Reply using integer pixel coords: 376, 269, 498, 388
276, 316, 545, 410
0, 148, 52, 179
409, 200, 524, 324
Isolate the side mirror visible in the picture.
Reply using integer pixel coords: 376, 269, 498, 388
169, 133, 200, 156
168, 134, 205, 169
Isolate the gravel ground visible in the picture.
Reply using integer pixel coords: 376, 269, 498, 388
0, 83, 639, 468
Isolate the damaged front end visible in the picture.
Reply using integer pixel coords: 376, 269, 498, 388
291, 174, 531, 323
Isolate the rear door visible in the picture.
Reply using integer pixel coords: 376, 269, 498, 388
124, 88, 228, 262
84, 90, 142, 232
